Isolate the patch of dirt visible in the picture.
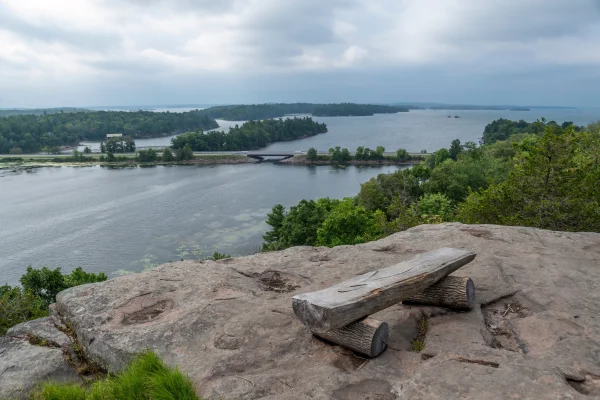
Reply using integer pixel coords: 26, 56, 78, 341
258, 270, 300, 293
122, 299, 173, 325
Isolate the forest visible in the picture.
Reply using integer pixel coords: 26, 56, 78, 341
262, 118, 600, 250
197, 103, 409, 120
0, 110, 219, 154
0, 107, 88, 117
171, 117, 327, 151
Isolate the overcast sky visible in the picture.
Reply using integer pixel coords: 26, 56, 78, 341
1, 0, 600, 108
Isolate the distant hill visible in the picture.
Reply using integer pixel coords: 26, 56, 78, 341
0, 107, 89, 117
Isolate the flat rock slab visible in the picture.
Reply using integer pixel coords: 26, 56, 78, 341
7, 315, 72, 348
54, 223, 600, 399
0, 336, 80, 399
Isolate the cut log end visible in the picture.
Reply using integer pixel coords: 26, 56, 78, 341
312, 317, 389, 358
403, 276, 476, 310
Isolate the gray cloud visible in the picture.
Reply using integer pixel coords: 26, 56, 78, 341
1, 0, 600, 107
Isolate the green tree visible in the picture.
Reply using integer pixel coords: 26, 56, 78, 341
83, 146, 91, 154
137, 148, 157, 162
457, 125, 600, 231
307, 147, 318, 161
0, 285, 48, 335
396, 148, 409, 162
107, 151, 115, 162
415, 193, 454, 221
262, 204, 286, 250
100, 142, 106, 153
20, 266, 107, 306
162, 148, 175, 161
124, 136, 136, 152
449, 139, 462, 160
316, 199, 384, 247
175, 145, 194, 161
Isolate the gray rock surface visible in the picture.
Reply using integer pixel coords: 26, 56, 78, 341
54, 223, 600, 399
7, 315, 72, 348
0, 336, 81, 399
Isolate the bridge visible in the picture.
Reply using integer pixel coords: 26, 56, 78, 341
246, 152, 296, 161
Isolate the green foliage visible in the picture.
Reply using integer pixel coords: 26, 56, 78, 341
9, 147, 23, 154
105, 136, 136, 153
171, 117, 326, 152
0, 110, 218, 154
457, 124, 600, 231
306, 147, 318, 161
107, 152, 115, 162
0, 285, 48, 335
20, 266, 107, 306
449, 139, 462, 160
396, 148, 409, 162
137, 148, 158, 162
175, 146, 194, 161
100, 142, 106, 153
415, 193, 454, 221
197, 102, 407, 120
262, 118, 600, 252
262, 199, 340, 251
211, 252, 231, 260
83, 146, 91, 154
32, 351, 199, 400
162, 148, 175, 162
354, 146, 385, 161
316, 199, 385, 247
328, 146, 352, 164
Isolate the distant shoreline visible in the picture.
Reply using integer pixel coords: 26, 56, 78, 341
0, 154, 423, 170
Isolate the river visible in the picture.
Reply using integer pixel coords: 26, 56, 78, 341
4, 107, 600, 285
0, 163, 406, 285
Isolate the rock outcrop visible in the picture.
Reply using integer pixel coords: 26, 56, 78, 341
13, 223, 600, 399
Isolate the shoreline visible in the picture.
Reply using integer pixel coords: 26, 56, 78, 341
0, 154, 423, 171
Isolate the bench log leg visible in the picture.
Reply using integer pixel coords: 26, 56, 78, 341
312, 317, 388, 357
403, 276, 475, 310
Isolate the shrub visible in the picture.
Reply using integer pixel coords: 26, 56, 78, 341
396, 148, 409, 162
9, 147, 23, 154
32, 351, 199, 400
162, 148, 175, 162
0, 285, 48, 335
20, 266, 107, 306
306, 147, 318, 161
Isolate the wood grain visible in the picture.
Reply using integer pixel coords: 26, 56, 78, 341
292, 247, 476, 332
403, 276, 475, 309
312, 317, 388, 357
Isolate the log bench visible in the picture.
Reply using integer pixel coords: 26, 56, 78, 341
292, 247, 476, 357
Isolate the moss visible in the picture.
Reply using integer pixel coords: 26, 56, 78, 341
410, 316, 428, 353
32, 352, 199, 400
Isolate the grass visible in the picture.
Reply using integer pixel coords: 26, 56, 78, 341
32, 351, 199, 400
410, 316, 428, 353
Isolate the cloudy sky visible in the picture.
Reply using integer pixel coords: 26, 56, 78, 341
1, 0, 600, 108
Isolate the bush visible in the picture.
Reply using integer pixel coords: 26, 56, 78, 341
0, 285, 48, 335
306, 147, 317, 161
175, 146, 194, 161
137, 148, 157, 162
20, 266, 107, 306
162, 148, 175, 162
316, 199, 385, 247
32, 351, 199, 400
396, 148, 409, 162
107, 152, 115, 162
9, 147, 23, 154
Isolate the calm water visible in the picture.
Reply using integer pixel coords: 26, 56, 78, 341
80, 108, 600, 153
6, 107, 600, 286
0, 164, 405, 285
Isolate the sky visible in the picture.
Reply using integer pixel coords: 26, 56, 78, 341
1, 0, 600, 108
